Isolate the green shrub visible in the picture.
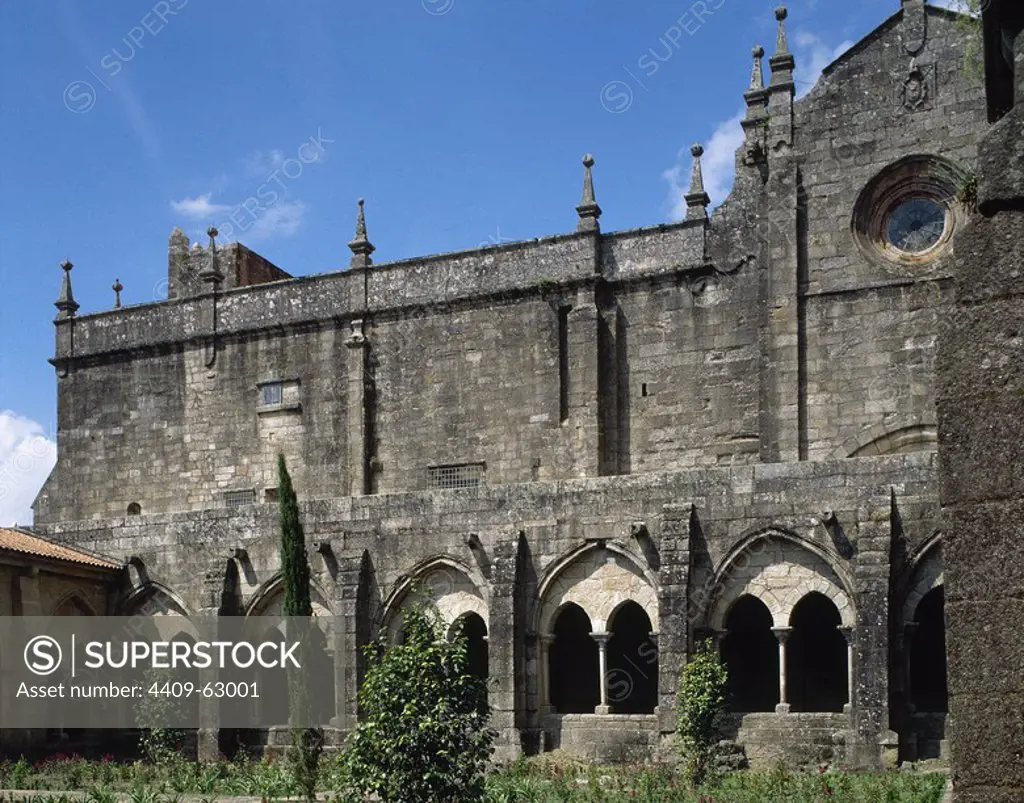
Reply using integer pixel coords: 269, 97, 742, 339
676, 639, 729, 788
341, 604, 496, 802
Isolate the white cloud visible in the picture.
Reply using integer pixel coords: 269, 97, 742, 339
246, 201, 306, 240
0, 412, 57, 527
243, 149, 285, 176
793, 32, 855, 99
171, 193, 232, 219
662, 110, 745, 221
662, 32, 853, 220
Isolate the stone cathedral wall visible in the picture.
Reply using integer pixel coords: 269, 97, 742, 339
28, 1, 994, 770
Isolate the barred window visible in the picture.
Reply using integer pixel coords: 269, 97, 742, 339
260, 381, 284, 406
428, 463, 485, 490
224, 489, 257, 508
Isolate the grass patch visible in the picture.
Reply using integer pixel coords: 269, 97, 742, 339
0, 753, 947, 802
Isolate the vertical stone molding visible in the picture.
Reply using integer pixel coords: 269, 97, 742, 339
657, 504, 693, 736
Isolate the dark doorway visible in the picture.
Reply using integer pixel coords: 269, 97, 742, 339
721, 595, 778, 712
788, 592, 847, 712
454, 613, 489, 682
454, 613, 489, 712
171, 631, 200, 729
607, 601, 658, 714
910, 586, 948, 713
258, 626, 291, 726
549, 603, 599, 714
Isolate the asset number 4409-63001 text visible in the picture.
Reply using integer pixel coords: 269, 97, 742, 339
148, 681, 259, 698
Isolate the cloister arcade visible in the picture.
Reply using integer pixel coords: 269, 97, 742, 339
709, 533, 857, 714
536, 544, 660, 716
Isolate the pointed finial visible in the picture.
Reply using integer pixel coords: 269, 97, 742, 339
576, 154, 602, 233
685, 144, 711, 221
112, 278, 123, 309
769, 6, 796, 86
774, 7, 789, 55
349, 198, 376, 268
750, 45, 765, 91
55, 258, 79, 319
199, 225, 224, 285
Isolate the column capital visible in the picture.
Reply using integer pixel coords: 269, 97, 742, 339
838, 625, 855, 644
771, 626, 792, 643
589, 631, 611, 646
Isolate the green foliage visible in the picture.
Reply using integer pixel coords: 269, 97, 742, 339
483, 760, 949, 802
277, 454, 324, 801
278, 453, 312, 620
943, 0, 984, 79
0, 755, 950, 801
340, 604, 496, 802
134, 666, 186, 763
956, 168, 979, 210
676, 639, 729, 788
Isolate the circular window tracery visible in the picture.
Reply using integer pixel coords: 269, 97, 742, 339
852, 155, 967, 270
886, 197, 947, 254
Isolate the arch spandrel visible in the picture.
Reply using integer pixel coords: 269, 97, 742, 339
538, 545, 658, 634
709, 532, 855, 630
901, 539, 943, 624
382, 558, 488, 640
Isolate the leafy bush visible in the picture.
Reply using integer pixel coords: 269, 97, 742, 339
676, 639, 729, 788
340, 604, 496, 802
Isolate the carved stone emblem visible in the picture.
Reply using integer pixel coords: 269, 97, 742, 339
899, 59, 934, 113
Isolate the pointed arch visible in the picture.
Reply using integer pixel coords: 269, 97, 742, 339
116, 581, 191, 617
380, 556, 488, 641
900, 533, 943, 624
832, 416, 937, 458
707, 528, 854, 630
51, 593, 97, 616
536, 542, 658, 635
243, 573, 333, 618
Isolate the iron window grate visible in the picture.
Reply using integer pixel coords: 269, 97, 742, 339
427, 463, 485, 490
224, 489, 257, 508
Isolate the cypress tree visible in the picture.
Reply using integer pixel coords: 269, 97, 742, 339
279, 453, 312, 618
277, 454, 323, 800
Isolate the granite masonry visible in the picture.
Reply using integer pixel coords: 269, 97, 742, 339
937, 0, 1024, 799
29, 0, 1000, 772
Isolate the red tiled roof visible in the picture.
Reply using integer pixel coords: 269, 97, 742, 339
0, 528, 122, 570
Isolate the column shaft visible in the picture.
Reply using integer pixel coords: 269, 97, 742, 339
772, 627, 791, 713
591, 631, 611, 714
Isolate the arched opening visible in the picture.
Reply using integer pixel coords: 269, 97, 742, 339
910, 586, 948, 713
788, 593, 848, 712
549, 603, 599, 714
721, 595, 778, 712
127, 502, 142, 516
258, 626, 291, 726
452, 612, 488, 713
53, 595, 94, 616
171, 631, 200, 731
307, 623, 336, 725
453, 612, 489, 683
606, 601, 657, 714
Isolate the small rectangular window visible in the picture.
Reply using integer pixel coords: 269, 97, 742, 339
224, 489, 256, 508
260, 382, 284, 406
428, 463, 485, 490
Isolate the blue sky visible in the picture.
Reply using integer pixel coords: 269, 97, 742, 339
0, 0, 955, 525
